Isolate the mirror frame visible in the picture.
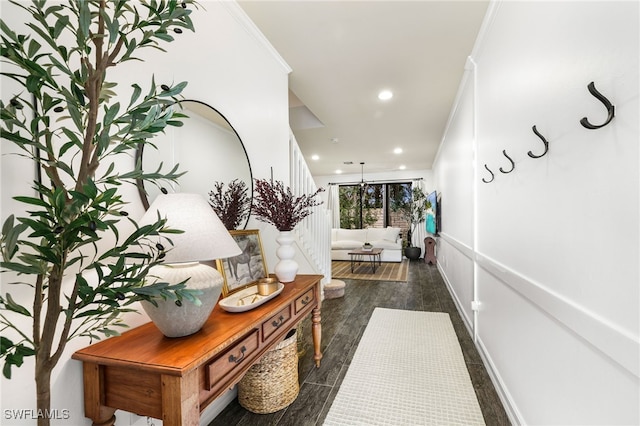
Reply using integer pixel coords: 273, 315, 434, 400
135, 100, 253, 230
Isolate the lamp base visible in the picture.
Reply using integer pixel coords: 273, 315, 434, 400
141, 262, 223, 338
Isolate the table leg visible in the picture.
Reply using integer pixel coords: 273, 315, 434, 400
92, 414, 116, 426
161, 371, 200, 426
82, 363, 117, 426
312, 306, 322, 367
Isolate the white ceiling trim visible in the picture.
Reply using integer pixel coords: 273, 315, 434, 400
219, 1, 292, 74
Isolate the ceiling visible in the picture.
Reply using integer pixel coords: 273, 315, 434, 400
237, 1, 489, 177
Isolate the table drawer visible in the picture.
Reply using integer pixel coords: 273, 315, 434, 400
262, 305, 292, 341
295, 288, 315, 314
205, 330, 259, 390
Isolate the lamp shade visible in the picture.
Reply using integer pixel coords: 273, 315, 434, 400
139, 193, 241, 263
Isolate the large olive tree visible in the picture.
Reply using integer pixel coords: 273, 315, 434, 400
0, 1, 200, 424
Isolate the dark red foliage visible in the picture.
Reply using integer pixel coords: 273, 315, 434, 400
209, 179, 251, 230
252, 179, 324, 231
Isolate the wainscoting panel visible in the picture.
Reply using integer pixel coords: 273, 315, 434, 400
437, 233, 475, 331
476, 265, 639, 425
476, 252, 639, 378
437, 231, 640, 425
438, 233, 520, 425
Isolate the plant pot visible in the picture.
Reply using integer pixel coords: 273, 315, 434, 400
404, 246, 421, 260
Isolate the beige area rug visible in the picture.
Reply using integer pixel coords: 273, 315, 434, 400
331, 260, 408, 282
323, 308, 485, 426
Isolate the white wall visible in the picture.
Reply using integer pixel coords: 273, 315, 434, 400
434, 1, 639, 424
0, 1, 291, 425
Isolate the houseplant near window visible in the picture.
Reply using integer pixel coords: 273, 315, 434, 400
403, 187, 427, 260
0, 1, 199, 424
252, 179, 323, 282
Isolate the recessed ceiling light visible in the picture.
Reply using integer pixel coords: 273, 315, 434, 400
378, 90, 393, 101
394, 147, 403, 154
335, 169, 343, 174
311, 154, 319, 161
399, 165, 406, 170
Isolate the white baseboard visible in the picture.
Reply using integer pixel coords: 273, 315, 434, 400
474, 335, 524, 425
437, 261, 522, 426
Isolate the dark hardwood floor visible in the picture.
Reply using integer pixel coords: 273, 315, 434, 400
210, 261, 511, 426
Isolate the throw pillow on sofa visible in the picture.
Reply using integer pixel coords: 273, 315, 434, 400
384, 227, 401, 242
365, 228, 388, 243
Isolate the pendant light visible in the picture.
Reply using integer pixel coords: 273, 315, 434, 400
358, 162, 366, 228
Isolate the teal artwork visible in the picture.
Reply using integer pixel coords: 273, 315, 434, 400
425, 191, 438, 234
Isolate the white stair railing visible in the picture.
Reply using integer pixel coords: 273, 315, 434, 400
289, 130, 332, 288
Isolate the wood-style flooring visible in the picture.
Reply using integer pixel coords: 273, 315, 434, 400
210, 261, 511, 426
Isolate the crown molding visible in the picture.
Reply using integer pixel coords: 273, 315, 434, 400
219, 1, 292, 74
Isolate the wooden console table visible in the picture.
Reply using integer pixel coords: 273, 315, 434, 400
73, 274, 323, 426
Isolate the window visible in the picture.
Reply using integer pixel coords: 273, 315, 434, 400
338, 182, 412, 242
338, 184, 376, 229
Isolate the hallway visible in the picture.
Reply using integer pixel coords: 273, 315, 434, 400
211, 261, 510, 425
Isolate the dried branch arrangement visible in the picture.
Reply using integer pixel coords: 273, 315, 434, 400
252, 179, 324, 231
209, 179, 251, 230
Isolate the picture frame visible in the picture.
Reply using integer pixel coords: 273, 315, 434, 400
218, 229, 268, 297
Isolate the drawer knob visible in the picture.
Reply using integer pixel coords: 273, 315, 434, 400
300, 295, 311, 305
271, 315, 285, 328
228, 346, 246, 364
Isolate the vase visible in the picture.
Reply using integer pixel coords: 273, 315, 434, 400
140, 262, 223, 337
275, 230, 298, 283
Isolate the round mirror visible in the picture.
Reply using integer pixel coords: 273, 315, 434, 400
136, 100, 253, 229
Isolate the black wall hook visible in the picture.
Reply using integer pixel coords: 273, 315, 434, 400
580, 81, 615, 129
499, 150, 515, 173
528, 125, 550, 159
482, 164, 495, 183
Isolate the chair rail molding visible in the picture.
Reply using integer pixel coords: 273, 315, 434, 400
475, 252, 640, 378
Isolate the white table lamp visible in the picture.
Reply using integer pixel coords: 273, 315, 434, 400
138, 193, 241, 337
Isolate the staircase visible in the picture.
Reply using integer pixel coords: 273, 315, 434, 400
289, 130, 332, 289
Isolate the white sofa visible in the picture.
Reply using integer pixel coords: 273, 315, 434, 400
331, 227, 403, 262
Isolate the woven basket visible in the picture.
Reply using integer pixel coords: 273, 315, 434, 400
238, 329, 299, 414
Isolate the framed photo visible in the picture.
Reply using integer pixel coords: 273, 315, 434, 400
218, 229, 268, 297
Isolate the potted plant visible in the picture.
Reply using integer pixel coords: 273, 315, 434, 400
209, 179, 251, 230
0, 2, 199, 424
404, 187, 427, 260
252, 179, 323, 282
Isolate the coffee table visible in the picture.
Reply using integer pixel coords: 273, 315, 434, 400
348, 248, 384, 273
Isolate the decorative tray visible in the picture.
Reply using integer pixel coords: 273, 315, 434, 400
218, 283, 285, 313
